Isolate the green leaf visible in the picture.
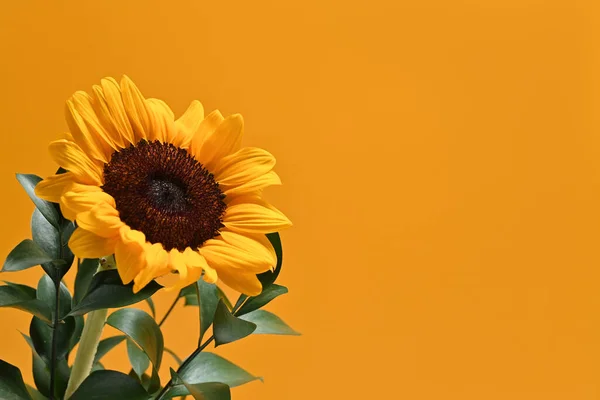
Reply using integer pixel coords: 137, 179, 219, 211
197, 280, 220, 342
21, 334, 69, 398
106, 308, 164, 370
0, 284, 52, 323
69, 270, 162, 316
217, 287, 233, 311
93, 335, 127, 365
2, 281, 36, 297
126, 339, 150, 379
0, 359, 32, 400
257, 232, 283, 289
184, 293, 199, 306
91, 362, 105, 373
238, 310, 300, 335
73, 258, 99, 306
16, 173, 60, 229
170, 369, 231, 400
31, 208, 74, 278
2, 239, 53, 272
69, 370, 148, 400
69, 315, 85, 354
164, 348, 183, 366
146, 297, 156, 319
169, 352, 260, 397
26, 385, 46, 400
236, 284, 288, 316
186, 382, 231, 400
36, 275, 72, 319
212, 300, 256, 347
29, 316, 75, 362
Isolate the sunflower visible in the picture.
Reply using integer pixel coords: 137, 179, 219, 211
34, 76, 291, 296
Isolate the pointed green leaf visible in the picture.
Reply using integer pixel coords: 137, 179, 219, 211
126, 339, 150, 379
29, 316, 75, 362
69, 370, 148, 400
146, 297, 156, 318
16, 173, 60, 229
93, 335, 127, 365
69, 270, 162, 316
238, 310, 300, 335
185, 382, 231, 400
31, 208, 59, 258
21, 334, 69, 398
217, 287, 233, 311
0, 359, 32, 400
2, 239, 53, 272
73, 258, 99, 306
236, 284, 288, 316
26, 385, 46, 400
177, 352, 260, 389
256, 232, 283, 289
36, 275, 72, 319
170, 368, 231, 400
106, 308, 164, 370
197, 280, 219, 342
69, 315, 85, 353
212, 300, 256, 347
0, 284, 52, 323
2, 281, 36, 297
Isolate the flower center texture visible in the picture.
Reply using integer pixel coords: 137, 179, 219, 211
102, 140, 227, 251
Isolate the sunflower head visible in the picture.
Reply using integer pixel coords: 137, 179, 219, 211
35, 76, 291, 296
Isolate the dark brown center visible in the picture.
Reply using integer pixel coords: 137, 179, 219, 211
102, 140, 226, 251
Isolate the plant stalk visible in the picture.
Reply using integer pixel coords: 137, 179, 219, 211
64, 308, 108, 399
48, 277, 61, 400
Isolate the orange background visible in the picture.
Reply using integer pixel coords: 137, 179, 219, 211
1, 0, 600, 399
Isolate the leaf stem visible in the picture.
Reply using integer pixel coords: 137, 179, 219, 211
48, 275, 61, 400
158, 292, 181, 327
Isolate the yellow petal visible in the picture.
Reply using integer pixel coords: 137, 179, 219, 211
60, 185, 110, 221
120, 75, 152, 142
214, 147, 276, 183
34, 172, 77, 203
133, 243, 169, 293
198, 114, 244, 170
183, 247, 217, 283
173, 100, 204, 148
65, 92, 113, 163
216, 268, 262, 296
48, 140, 103, 185
222, 196, 292, 234
115, 226, 146, 284
223, 170, 281, 197
200, 236, 273, 274
69, 228, 118, 258
146, 98, 175, 143
91, 78, 134, 148
219, 230, 277, 269
76, 202, 124, 238
168, 248, 188, 280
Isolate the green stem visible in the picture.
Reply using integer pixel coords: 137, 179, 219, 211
158, 292, 181, 327
48, 276, 61, 400
64, 308, 108, 399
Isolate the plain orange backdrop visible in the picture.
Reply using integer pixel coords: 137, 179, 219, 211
1, 0, 600, 399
